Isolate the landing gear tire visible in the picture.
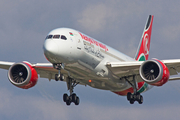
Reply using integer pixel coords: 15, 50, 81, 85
55, 74, 64, 81
127, 92, 143, 104
138, 95, 143, 104
127, 92, 133, 101
63, 93, 68, 102
66, 100, 71, 106
60, 74, 65, 81
53, 63, 65, 81
75, 97, 80, 105
136, 94, 141, 101
72, 93, 77, 102
55, 74, 59, 81
63, 93, 80, 106
130, 99, 135, 104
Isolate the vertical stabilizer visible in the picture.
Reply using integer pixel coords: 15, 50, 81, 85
134, 15, 154, 61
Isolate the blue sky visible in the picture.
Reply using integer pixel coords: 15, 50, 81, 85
1, 0, 180, 120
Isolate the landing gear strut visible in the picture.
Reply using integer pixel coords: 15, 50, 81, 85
125, 75, 143, 104
63, 77, 80, 106
53, 63, 65, 81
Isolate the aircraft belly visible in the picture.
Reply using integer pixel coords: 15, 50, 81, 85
65, 61, 130, 91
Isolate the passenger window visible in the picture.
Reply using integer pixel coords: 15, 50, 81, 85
53, 35, 60, 39
61, 35, 67, 40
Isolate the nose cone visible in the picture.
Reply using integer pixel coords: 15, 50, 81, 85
43, 39, 59, 62
43, 39, 58, 54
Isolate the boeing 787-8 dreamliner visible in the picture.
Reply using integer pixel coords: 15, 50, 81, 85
1, 15, 180, 105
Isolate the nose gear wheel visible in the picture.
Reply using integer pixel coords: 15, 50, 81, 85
53, 63, 65, 81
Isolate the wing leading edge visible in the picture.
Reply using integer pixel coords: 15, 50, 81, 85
0, 61, 14, 70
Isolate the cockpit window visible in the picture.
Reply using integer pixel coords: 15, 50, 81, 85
46, 34, 67, 40
61, 35, 67, 40
53, 35, 60, 39
46, 35, 53, 39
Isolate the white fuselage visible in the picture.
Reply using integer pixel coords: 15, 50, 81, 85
43, 28, 137, 91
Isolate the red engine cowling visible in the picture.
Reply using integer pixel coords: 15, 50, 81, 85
8, 62, 38, 89
139, 59, 169, 86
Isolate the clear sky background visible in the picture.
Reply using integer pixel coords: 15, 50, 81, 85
0, 0, 180, 120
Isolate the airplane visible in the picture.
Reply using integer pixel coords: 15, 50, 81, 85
1, 15, 180, 106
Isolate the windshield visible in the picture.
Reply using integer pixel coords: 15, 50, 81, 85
46, 35, 67, 40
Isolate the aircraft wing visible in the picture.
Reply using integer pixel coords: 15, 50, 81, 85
0, 61, 99, 83
0, 61, 62, 81
106, 61, 142, 76
106, 59, 180, 82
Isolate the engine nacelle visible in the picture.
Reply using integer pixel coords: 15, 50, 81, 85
8, 62, 38, 89
139, 59, 169, 86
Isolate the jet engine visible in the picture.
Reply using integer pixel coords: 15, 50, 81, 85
139, 59, 169, 86
8, 62, 38, 89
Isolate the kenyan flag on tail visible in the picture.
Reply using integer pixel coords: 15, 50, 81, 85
134, 15, 154, 61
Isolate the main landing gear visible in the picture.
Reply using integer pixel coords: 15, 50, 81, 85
125, 75, 143, 104
127, 92, 143, 104
63, 77, 80, 106
53, 63, 80, 106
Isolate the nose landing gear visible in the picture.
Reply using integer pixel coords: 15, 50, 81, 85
53, 63, 65, 81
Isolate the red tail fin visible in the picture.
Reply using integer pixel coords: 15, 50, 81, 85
134, 15, 154, 61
